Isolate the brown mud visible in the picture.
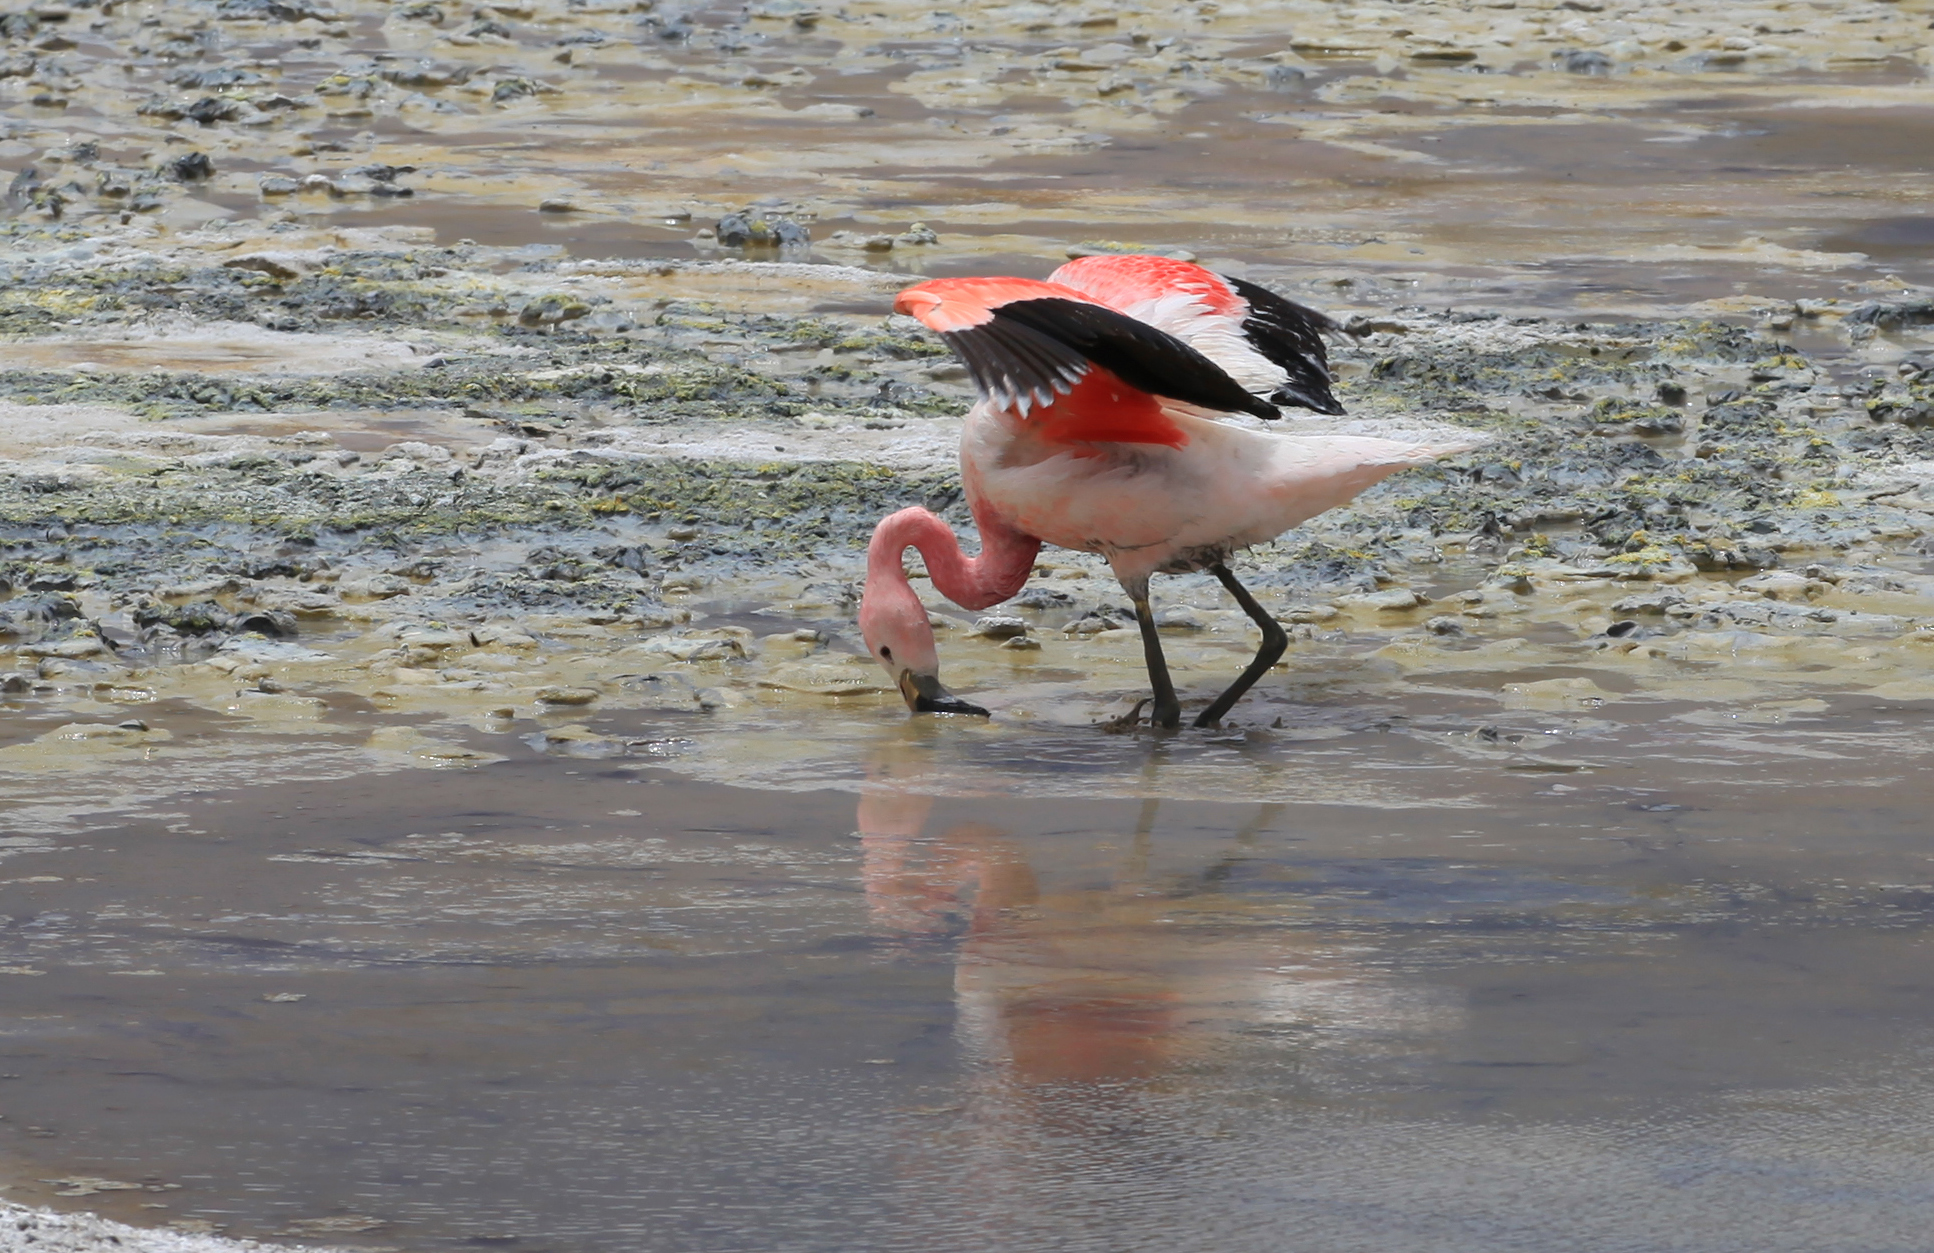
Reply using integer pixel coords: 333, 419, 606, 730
4, 0, 1934, 1249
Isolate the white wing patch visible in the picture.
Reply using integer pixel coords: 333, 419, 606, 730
1112, 289, 1289, 398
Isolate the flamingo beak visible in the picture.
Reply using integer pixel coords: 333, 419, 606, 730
897, 670, 990, 717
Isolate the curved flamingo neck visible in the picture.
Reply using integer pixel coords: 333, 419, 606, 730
866, 506, 1040, 612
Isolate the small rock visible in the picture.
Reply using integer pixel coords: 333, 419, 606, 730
1338, 588, 1424, 612
583, 308, 636, 332
518, 296, 591, 327
1555, 48, 1614, 74
794, 102, 873, 120
0, 672, 32, 694
593, 544, 649, 574
223, 252, 304, 279
974, 614, 1028, 638
340, 574, 413, 600
471, 624, 538, 650
186, 96, 243, 124
1063, 614, 1117, 635
1155, 605, 1204, 630
538, 197, 575, 213
1424, 615, 1464, 636
1736, 571, 1818, 601
1609, 589, 1686, 616
632, 634, 745, 662
168, 152, 214, 182
1488, 569, 1535, 594
346, 163, 414, 183
231, 610, 297, 637
1001, 635, 1041, 651
715, 210, 810, 248
134, 600, 227, 635
534, 686, 599, 706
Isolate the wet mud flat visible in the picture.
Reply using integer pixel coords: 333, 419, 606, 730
5, 0, 1934, 1249
4, 0, 1934, 302
4, 236, 1934, 773
3, 247, 1934, 1252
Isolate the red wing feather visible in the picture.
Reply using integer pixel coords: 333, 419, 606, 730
1048, 254, 1244, 317
897, 275, 1278, 432
1030, 369, 1187, 451
893, 276, 1096, 332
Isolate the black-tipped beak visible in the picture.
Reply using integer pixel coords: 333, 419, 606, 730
898, 670, 989, 717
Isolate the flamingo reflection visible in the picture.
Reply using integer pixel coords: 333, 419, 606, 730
856, 745, 1458, 1091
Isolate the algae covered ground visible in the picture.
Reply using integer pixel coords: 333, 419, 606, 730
3, 0, 1933, 762
3, 218, 1934, 795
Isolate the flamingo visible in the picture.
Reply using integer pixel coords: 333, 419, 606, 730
859, 254, 1469, 729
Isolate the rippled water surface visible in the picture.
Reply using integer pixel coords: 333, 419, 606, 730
7, 686, 1934, 1252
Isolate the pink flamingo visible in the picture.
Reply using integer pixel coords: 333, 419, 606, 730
859, 254, 1469, 729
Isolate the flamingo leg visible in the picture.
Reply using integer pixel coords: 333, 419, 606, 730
1193, 563, 1289, 728
1129, 588, 1182, 729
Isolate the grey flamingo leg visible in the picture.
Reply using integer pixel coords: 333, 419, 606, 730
1194, 563, 1289, 728
1131, 590, 1182, 729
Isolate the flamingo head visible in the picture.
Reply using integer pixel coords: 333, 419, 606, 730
858, 581, 989, 717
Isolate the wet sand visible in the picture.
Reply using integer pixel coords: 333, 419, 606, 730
5, 0, 1934, 1248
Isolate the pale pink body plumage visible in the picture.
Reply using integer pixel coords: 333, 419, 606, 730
962, 403, 1440, 587
861, 254, 1467, 727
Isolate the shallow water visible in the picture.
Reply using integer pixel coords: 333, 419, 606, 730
8, 1, 1934, 1247
7, 683, 1934, 1251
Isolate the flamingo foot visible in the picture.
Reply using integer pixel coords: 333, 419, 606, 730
1130, 591, 1183, 730
1192, 563, 1289, 728
1100, 698, 1151, 733
1150, 692, 1182, 730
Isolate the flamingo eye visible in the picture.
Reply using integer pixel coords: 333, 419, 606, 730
880, 646, 893, 661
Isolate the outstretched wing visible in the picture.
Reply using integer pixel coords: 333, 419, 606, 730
895, 277, 1280, 428
1048, 255, 1344, 416
1223, 275, 1342, 415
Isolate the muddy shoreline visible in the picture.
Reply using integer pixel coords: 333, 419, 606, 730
6, 0, 1934, 1249
3, 228, 1934, 794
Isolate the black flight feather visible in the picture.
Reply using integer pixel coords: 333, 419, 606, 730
1222, 275, 1345, 416
944, 297, 1280, 421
